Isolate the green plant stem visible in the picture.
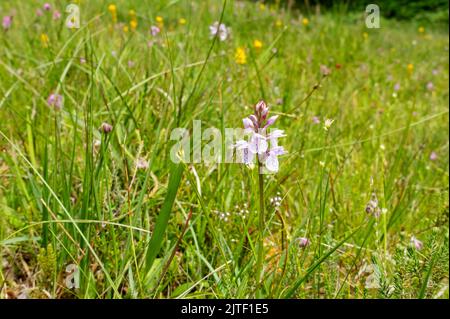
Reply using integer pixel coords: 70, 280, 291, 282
256, 162, 265, 294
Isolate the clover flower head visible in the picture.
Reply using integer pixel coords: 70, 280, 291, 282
53, 10, 61, 20
320, 64, 331, 76
47, 93, 63, 110
43, 3, 52, 11
100, 122, 113, 134
312, 116, 320, 124
234, 100, 287, 173
136, 158, 149, 170
2, 16, 12, 30
297, 237, 310, 248
150, 25, 160, 36
429, 151, 438, 161
209, 21, 229, 41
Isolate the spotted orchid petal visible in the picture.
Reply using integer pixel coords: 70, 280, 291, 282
249, 115, 258, 128
270, 146, 287, 156
234, 140, 249, 150
249, 133, 268, 154
264, 115, 279, 128
243, 148, 255, 165
265, 153, 279, 172
243, 117, 254, 129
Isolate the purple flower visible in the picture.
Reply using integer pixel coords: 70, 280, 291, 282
394, 83, 401, 91
429, 151, 438, 161
264, 115, 279, 128
410, 236, 423, 250
136, 158, 149, 170
36, 9, 44, 17
426, 82, 434, 91
432, 69, 439, 75
260, 145, 287, 172
209, 21, 229, 41
320, 65, 331, 76
128, 60, 135, 68
100, 122, 113, 134
150, 25, 160, 36
234, 100, 287, 172
297, 237, 310, 248
47, 93, 63, 110
53, 10, 61, 20
2, 16, 12, 30
43, 3, 51, 11
365, 193, 381, 218
312, 116, 320, 124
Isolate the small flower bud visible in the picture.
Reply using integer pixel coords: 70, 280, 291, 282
297, 237, 310, 248
100, 122, 113, 134
243, 117, 254, 129
320, 65, 331, 76
264, 115, 279, 128
410, 236, 423, 250
47, 93, 63, 110
255, 100, 266, 113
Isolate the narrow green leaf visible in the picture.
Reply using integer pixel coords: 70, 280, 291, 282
145, 164, 184, 274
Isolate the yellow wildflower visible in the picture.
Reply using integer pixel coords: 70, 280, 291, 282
259, 3, 266, 11
235, 47, 247, 65
407, 63, 414, 74
108, 4, 117, 23
40, 33, 49, 47
275, 19, 283, 28
108, 4, 116, 13
130, 19, 138, 31
123, 25, 129, 33
179, 18, 187, 25
302, 18, 309, 26
363, 32, 368, 39
253, 39, 263, 50
156, 16, 164, 28
418, 26, 425, 33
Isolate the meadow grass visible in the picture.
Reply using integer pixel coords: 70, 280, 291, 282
0, 0, 448, 299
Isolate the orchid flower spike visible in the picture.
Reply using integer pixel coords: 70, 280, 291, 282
234, 100, 287, 173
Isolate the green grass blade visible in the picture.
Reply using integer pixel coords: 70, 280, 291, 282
144, 163, 184, 274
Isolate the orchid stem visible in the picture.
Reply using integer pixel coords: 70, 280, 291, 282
256, 162, 265, 295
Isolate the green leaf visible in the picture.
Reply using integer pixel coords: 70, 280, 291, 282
145, 164, 184, 274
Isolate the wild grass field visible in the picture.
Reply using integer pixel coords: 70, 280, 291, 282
0, 0, 448, 299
